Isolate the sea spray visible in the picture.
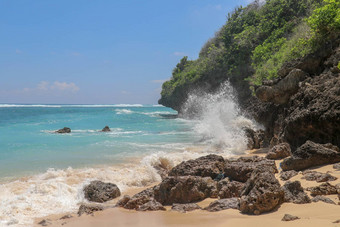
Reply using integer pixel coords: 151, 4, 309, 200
181, 81, 257, 153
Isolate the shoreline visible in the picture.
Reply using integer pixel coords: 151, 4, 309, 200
34, 150, 340, 227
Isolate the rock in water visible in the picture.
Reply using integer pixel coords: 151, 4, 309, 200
78, 204, 104, 216
301, 170, 337, 182
224, 156, 278, 183
239, 170, 284, 215
153, 176, 217, 205
281, 141, 340, 171
204, 198, 239, 212
101, 126, 111, 132
282, 181, 310, 204
280, 170, 298, 181
281, 214, 300, 221
84, 181, 121, 203
171, 203, 201, 213
266, 143, 291, 160
168, 154, 225, 179
55, 127, 71, 133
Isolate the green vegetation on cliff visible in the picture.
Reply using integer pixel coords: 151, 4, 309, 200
160, 0, 340, 109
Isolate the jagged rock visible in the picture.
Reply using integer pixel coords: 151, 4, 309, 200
307, 182, 338, 196
280, 170, 298, 181
244, 128, 265, 149
154, 157, 172, 180
38, 219, 52, 226
281, 141, 340, 171
136, 200, 166, 211
266, 143, 291, 160
154, 176, 217, 205
224, 156, 278, 183
302, 170, 337, 182
333, 163, 340, 170
77, 204, 104, 216
84, 181, 121, 203
101, 126, 111, 132
239, 170, 284, 215
118, 187, 155, 210
204, 198, 239, 212
168, 154, 225, 179
171, 203, 201, 213
281, 214, 300, 222
55, 127, 71, 133
282, 181, 311, 204
59, 214, 72, 220
217, 179, 245, 199
311, 195, 336, 205
256, 69, 308, 104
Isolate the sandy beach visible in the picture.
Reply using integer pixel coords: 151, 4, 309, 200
34, 151, 340, 227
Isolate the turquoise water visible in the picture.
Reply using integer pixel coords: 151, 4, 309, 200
0, 104, 196, 179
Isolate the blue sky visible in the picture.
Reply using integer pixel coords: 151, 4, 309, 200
0, 0, 249, 104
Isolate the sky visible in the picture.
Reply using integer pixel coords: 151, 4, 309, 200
0, 0, 250, 104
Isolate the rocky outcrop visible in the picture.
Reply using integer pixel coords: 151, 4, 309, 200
307, 182, 338, 196
153, 176, 217, 205
282, 181, 311, 204
168, 154, 225, 179
78, 204, 104, 216
136, 200, 166, 211
281, 141, 340, 171
117, 187, 155, 210
217, 179, 245, 199
224, 156, 278, 183
281, 214, 300, 222
101, 126, 111, 132
244, 128, 265, 149
239, 170, 284, 215
204, 198, 239, 212
55, 127, 71, 133
84, 181, 121, 203
280, 170, 298, 181
301, 170, 337, 182
311, 195, 336, 205
266, 143, 291, 160
171, 203, 201, 213
256, 69, 308, 105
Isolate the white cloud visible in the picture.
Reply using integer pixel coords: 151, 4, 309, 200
22, 81, 80, 94
16, 49, 22, 54
71, 52, 81, 56
51, 81, 79, 92
37, 81, 49, 91
121, 90, 131, 95
173, 52, 187, 56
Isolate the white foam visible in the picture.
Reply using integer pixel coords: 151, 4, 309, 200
115, 109, 133, 114
0, 104, 62, 108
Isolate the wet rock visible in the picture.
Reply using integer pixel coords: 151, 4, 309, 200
154, 157, 172, 180
239, 170, 284, 215
168, 154, 225, 179
333, 163, 340, 170
266, 143, 291, 160
280, 170, 298, 181
118, 187, 155, 210
217, 179, 245, 199
204, 198, 239, 212
84, 181, 121, 203
55, 127, 71, 133
224, 156, 278, 183
281, 214, 300, 221
77, 204, 104, 216
171, 203, 201, 213
302, 170, 337, 182
282, 181, 311, 204
116, 195, 131, 207
38, 219, 52, 226
154, 176, 217, 205
59, 214, 73, 220
136, 199, 166, 211
307, 182, 338, 196
311, 195, 336, 205
256, 69, 308, 104
244, 128, 265, 149
101, 126, 111, 132
281, 141, 340, 171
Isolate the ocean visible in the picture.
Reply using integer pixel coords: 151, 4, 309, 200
0, 90, 257, 226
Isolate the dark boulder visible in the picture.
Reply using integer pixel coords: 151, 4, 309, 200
311, 195, 336, 205
266, 143, 291, 160
280, 170, 298, 181
217, 179, 245, 199
301, 170, 337, 182
333, 163, 340, 170
224, 156, 278, 183
154, 176, 217, 205
239, 170, 284, 215
38, 219, 51, 226
168, 154, 225, 179
281, 141, 340, 171
306, 182, 338, 196
84, 181, 121, 203
244, 128, 265, 149
117, 187, 155, 210
136, 200, 166, 211
282, 181, 311, 204
204, 198, 239, 212
77, 204, 104, 216
281, 214, 300, 222
171, 203, 201, 213
101, 126, 111, 132
55, 127, 71, 133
